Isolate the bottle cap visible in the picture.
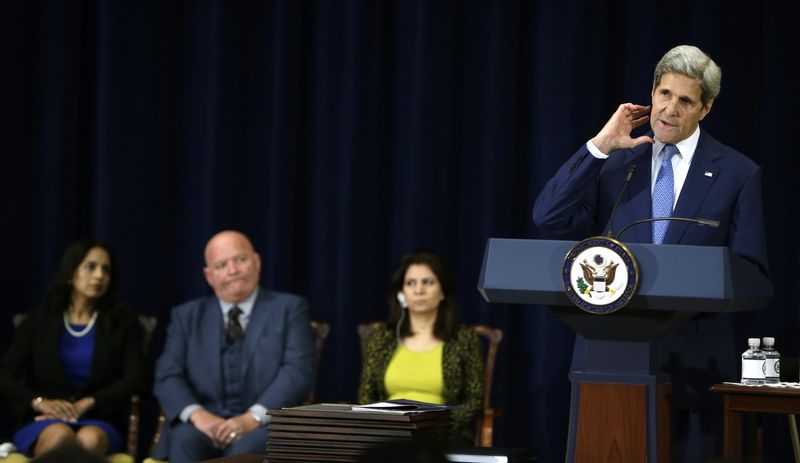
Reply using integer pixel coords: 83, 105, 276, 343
763, 337, 775, 345
748, 337, 761, 346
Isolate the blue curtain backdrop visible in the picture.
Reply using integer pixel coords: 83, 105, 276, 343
1, 1, 798, 462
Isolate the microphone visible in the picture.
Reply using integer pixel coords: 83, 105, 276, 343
616, 217, 720, 242
605, 164, 637, 238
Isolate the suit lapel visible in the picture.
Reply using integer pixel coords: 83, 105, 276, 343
202, 299, 224, 398
42, 312, 72, 388
666, 135, 720, 244
242, 290, 270, 379
87, 313, 107, 388
624, 145, 654, 243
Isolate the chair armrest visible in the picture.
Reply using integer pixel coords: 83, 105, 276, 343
475, 407, 500, 447
149, 410, 167, 457
127, 395, 141, 457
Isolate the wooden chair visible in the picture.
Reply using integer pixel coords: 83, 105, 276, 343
356, 321, 504, 447
471, 324, 503, 447
129, 314, 158, 457
147, 319, 330, 459
305, 320, 331, 403
357, 321, 385, 357
9, 312, 157, 462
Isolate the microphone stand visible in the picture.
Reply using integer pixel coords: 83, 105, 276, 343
616, 217, 720, 242
605, 164, 637, 238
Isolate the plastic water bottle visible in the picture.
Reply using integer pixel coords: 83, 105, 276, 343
762, 337, 780, 383
741, 338, 766, 384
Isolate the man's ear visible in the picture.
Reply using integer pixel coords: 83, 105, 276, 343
700, 99, 715, 120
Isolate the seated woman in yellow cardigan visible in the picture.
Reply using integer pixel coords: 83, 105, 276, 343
358, 249, 483, 443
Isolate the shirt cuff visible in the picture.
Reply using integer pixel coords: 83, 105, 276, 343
180, 404, 203, 423
249, 404, 270, 427
586, 140, 609, 159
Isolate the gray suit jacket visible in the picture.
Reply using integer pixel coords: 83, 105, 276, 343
153, 288, 314, 452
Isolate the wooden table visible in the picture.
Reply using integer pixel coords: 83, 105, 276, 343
710, 383, 800, 462
200, 453, 265, 463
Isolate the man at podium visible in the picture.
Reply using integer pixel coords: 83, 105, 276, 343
532, 45, 769, 460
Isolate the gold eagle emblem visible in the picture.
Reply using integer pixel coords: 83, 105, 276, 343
579, 259, 618, 290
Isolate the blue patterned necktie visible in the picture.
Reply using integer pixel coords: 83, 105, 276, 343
651, 144, 680, 244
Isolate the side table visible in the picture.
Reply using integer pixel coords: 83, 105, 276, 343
710, 383, 800, 463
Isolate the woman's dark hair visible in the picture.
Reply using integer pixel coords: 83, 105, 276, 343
386, 249, 460, 342
45, 240, 119, 315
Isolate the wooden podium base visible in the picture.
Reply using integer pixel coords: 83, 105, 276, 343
568, 381, 672, 463
575, 383, 647, 461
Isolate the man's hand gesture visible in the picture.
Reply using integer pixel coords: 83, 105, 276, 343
591, 103, 654, 155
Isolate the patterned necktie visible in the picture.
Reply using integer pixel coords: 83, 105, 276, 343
225, 306, 244, 343
651, 144, 680, 244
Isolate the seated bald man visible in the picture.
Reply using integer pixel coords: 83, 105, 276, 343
153, 230, 314, 462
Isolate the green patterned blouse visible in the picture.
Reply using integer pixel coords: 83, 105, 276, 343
357, 324, 484, 443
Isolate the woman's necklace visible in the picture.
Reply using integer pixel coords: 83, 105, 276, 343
63, 311, 99, 337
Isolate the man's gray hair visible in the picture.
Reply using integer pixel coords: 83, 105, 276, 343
653, 45, 721, 107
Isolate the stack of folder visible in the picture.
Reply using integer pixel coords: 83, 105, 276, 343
264, 402, 453, 462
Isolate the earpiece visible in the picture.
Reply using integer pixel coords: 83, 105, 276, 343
395, 292, 407, 345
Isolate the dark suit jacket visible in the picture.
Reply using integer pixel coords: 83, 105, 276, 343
533, 129, 770, 408
533, 130, 768, 274
153, 287, 314, 425
0, 306, 147, 431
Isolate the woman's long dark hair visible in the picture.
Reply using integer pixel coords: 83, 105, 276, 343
45, 240, 119, 315
386, 249, 460, 342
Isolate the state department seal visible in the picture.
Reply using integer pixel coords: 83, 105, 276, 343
562, 236, 639, 314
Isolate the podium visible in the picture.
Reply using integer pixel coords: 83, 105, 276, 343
477, 238, 773, 463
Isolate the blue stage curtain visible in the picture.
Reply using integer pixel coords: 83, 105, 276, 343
1, 1, 799, 461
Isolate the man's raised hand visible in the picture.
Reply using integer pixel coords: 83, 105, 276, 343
591, 103, 654, 154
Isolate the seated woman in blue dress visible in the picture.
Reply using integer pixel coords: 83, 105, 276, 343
358, 249, 484, 443
0, 240, 147, 458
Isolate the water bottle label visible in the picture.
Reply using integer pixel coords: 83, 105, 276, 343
742, 359, 766, 380
765, 358, 780, 378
